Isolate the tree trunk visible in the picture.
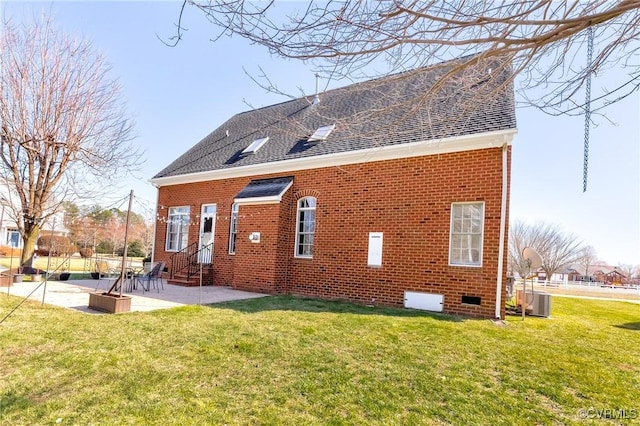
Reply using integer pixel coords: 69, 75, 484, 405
20, 224, 41, 268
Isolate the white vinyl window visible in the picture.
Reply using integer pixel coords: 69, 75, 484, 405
295, 197, 316, 258
165, 206, 190, 252
228, 203, 239, 254
449, 202, 484, 267
6, 229, 21, 248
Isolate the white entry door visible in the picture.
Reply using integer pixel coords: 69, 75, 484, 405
198, 204, 216, 263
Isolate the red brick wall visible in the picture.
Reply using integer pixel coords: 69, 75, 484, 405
155, 146, 511, 318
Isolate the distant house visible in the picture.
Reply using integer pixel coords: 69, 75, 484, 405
566, 268, 581, 282
548, 267, 574, 285
565, 266, 594, 282
594, 266, 627, 285
150, 57, 517, 318
0, 198, 68, 250
561, 263, 630, 285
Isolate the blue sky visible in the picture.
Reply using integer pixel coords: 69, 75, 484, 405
3, 1, 639, 266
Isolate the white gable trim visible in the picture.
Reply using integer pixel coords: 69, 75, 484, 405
151, 129, 516, 187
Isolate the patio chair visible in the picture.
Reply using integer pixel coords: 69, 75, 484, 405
136, 262, 165, 293
94, 260, 119, 291
93, 261, 109, 279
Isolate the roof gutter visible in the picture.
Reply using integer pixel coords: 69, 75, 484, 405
150, 129, 517, 187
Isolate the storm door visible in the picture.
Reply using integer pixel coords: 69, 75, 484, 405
198, 204, 216, 263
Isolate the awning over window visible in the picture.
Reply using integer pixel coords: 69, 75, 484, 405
234, 176, 294, 205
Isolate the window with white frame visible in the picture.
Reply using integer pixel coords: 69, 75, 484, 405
7, 229, 21, 248
449, 202, 484, 266
295, 197, 316, 258
165, 206, 190, 252
228, 203, 239, 254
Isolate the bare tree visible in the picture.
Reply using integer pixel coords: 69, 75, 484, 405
177, 1, 640, 116
99, 212, 127, 256
508, 221, 531, 279
122, 211, 151, 255
509, 221, 583, 282
68, 215, 100, 250
617, 263, 639, 285
138, 220, 155, 258
533, 222, 583, 283
631, 265, 640, 285
577, 245, 598, 281
509, 220, 554, 278
0, 17, 140, 267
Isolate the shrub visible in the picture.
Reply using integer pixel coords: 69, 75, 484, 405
96, 241, 113, 254
36, 235, 74, 256
79, 247, 94, 258
0, 246, 21, 257
126, 241, 145, 257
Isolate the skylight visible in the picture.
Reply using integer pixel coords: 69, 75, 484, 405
242, 136, 269, 154
307, 124, 335, 142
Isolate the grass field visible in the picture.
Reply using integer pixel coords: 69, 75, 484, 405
541, 286, 640, 301
1, 294, 639, 425
0, 255, 143, 276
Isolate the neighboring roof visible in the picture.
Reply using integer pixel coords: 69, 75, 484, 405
591, 263, 621, 275
604, 269, 627, 278
153, 56, 516, 181
234, 176, 294, 204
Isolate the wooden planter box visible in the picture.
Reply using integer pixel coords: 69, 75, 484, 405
88, 292, 132, 313
0, 275, 12, 287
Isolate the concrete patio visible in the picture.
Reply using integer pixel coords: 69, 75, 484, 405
1, 277, 267, 314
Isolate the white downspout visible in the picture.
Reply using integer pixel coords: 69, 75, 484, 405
495, 142, 509, 319
151, 184, 159, 262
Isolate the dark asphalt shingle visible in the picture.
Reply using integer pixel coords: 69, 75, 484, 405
235, 176, 294, 200
153, 57, 516, 180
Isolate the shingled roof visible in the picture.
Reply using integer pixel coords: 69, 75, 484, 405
153, 56, 516, 180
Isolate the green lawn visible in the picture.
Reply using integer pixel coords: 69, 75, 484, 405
0, 256, 144, 278
1, 295, 638, 425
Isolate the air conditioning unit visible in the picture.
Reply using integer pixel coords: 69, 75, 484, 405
516, 290, 551, 317
531, 292, 551, 317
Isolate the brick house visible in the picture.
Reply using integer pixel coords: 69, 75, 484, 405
594, 267, 627, 285
150, 58, 517, 318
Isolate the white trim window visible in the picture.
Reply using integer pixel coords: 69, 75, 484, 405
449, 202, 484, 267
228, 203, 239, 254
6, 229, 21, 248
295, 197, 316, 258
165, 206, 190, 252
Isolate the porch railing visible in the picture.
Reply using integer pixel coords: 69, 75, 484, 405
169, 242, 213, 282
